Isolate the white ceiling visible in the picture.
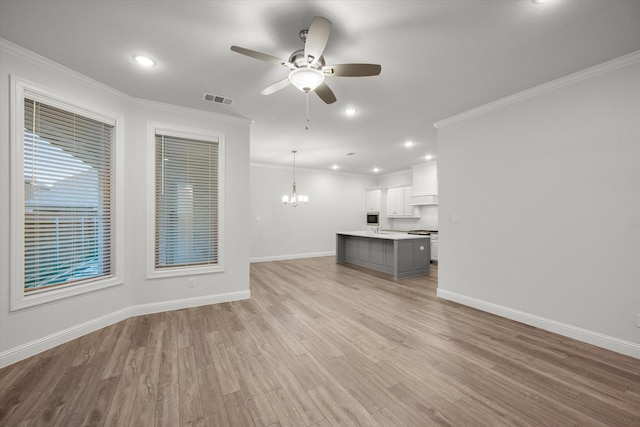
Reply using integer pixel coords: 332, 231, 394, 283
2, 0, 639, 175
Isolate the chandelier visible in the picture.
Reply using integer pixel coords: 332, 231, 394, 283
282, 150, 308, 207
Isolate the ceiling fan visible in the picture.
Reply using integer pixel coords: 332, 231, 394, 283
230, 16, 381, 104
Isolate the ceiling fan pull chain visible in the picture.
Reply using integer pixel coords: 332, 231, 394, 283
305, 91, 310, 130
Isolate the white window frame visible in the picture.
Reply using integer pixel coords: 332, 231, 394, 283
146, 122, 225, 279
9, 76, 124, 311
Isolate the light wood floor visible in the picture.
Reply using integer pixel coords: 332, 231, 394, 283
1, 257, 640, 426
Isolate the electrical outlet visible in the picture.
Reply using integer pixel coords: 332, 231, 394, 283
188, 278, 196, 288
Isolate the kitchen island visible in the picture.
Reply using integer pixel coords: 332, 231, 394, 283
336, 231, 430, 279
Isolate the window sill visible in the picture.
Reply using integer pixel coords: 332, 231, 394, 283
11, 276, 124, 311
147, 264, 225, 280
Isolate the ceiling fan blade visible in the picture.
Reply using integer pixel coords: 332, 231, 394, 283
304, 16, 331, 65
230, 45, 294, 68
261, 78, 291, 95
315, 82, 337, 104
323, 63, 382, 77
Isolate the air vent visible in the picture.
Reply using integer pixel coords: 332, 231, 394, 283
203, 92, 234, 106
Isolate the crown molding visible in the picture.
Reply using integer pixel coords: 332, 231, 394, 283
434, 50, 640, 129
250, 161, 376, 177
130, 97, 252, 125
1, 38, 252, 126
1, 38, 127, 99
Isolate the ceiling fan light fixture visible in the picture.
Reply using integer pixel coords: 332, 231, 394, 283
288, 67, 325, 93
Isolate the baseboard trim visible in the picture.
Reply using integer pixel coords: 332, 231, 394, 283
0, 290, 250, 368
129, 290, 251, 317
250, 251, 335, 263
436, 288, 640, 359
0, 308, 129, 368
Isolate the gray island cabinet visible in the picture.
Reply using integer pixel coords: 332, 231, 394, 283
336, 231, 430, 279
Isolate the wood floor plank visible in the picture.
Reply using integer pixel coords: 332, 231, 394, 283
141, 313, 164, 374
97, 321, 127, 354
306, 385, 358, 427
157, 311, 179, 388
249, 323, 325, 425
188, 307, 216, 368
52, 350, 113, 426
78, 375, 121, 427
222, 391, 256, 427
103, 347, 146, 426
177, 345, 205, 426
1, 257, 639, 426
128, 369, 160, 427
3, 334, 85, 426
102, 318, 137, 379
196, 365, 226, 420
27, 363, 86, 427
264, 386, 307, 427
370, 406, 406, 427
0, 355, 56, 424
176, 309, 193, 350
298, 355, 382, 426
205, 340, 241, 396
155, 383, 180, 427
245, 393, 279, 426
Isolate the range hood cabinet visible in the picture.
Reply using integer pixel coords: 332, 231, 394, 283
409, 162, 438, 205
408, 194, 438, 205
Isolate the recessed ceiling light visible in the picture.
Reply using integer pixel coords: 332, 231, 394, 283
405, 141, 414, 148
425, 154, 433, 160
332, 165, 339, 170
345, 108, 357, 116
373, 167, 380, 173
134, 55, 155, 67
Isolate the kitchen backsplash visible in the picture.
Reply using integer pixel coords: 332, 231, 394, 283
388, 205, 439, 231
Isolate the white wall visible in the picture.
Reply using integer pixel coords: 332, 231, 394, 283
436, 52, 640, 357
377, 169, 412, 189
250, 163, 377, 261
0, 40, 251, 366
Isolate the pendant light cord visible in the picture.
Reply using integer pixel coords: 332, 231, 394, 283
292, 150, 297, 184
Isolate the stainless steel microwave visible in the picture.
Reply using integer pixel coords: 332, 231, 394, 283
366, 212, 380, 226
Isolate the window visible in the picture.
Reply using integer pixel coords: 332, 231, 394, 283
148, 125, 225, 277
10, 78, 122, 310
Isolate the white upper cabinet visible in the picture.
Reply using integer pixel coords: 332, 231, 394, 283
411, 161, 438, 195
365, 188, 382, 212
387, 186, 417, 217
386, 188, 402, 215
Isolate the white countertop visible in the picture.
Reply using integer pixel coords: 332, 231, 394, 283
337, 231, 431, 240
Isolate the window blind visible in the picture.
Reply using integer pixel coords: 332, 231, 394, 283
155, 133, 219, 269
23, 98, 114, 292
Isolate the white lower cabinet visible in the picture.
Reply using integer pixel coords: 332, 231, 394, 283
430, 235, 438, 262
